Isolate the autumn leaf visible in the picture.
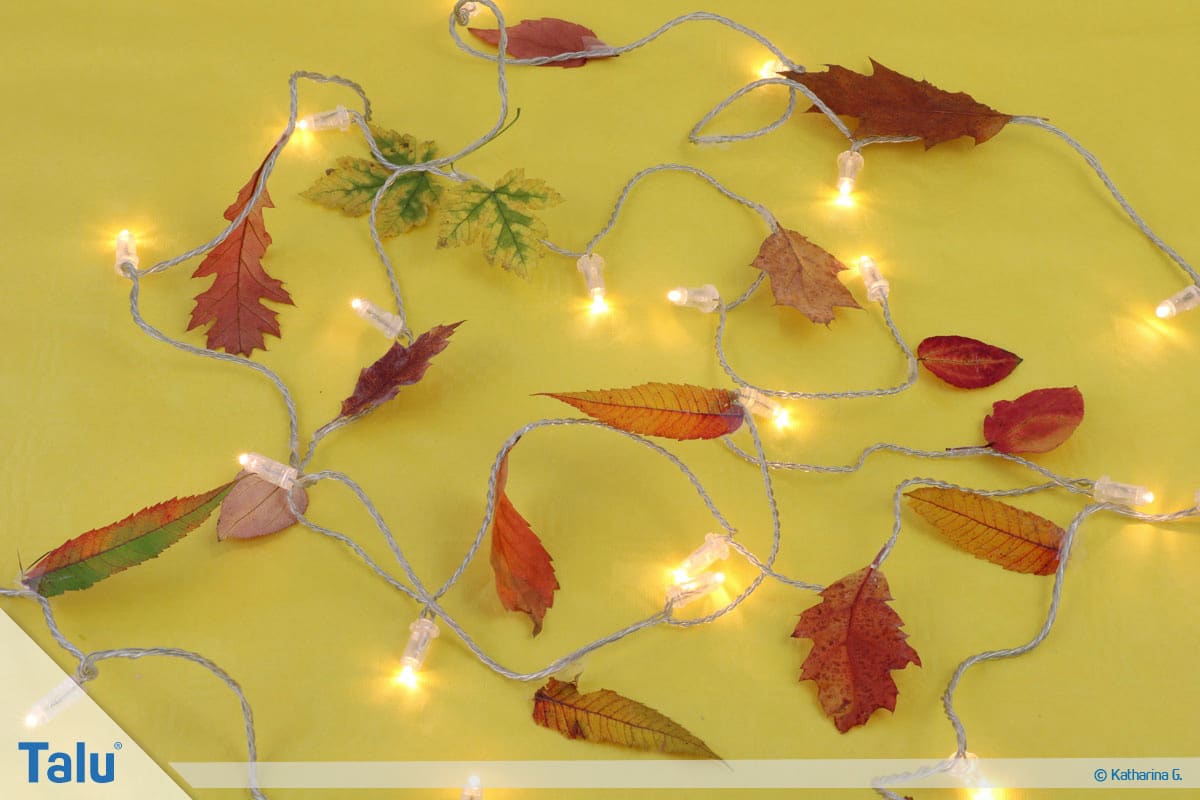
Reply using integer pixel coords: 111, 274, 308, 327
783, 59, 1014, 149
984, 386, 1084, 454
539, 382, 743, 440
187, 156, 293, 356
490, 454, 559, 635
751, 228, 860, 324
21, 484, 234, 596
217, 471, 309, 541
792, 565, 920, 733
339, 321, 463, 418
468, 17, 611, 68
437, 169, 563, 277
532, 678, 718, 758
905, 487, 1063, 575
917, 335, 1022, 389
301, 125, 442, 237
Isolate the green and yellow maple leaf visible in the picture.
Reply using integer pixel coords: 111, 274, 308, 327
301, 124, 441, 237
437, 169, 563, 277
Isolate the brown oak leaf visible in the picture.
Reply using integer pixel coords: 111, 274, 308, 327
783, 59, 1014, 149
491, 453, 559, 635
984, 386, 1084, 454
217, 471, 309, 541
339, 321, 463, 418
751, 228, 860, 324
469, 17, 611, 68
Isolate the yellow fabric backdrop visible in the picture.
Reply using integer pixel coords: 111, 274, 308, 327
1, 1, 1197, 798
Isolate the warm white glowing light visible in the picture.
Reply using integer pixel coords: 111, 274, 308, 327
772, 407, 791, 430
115, 229, 139, 274
758, 58, 787, 79
23, 678, 85, 728
237, 453, 250, 467
667, 289, 684, 304
350, 297, 406, 338
351, 297, 364, 311
589, 290, 609, 315
394, 665, 418, 688
461, 775, 483, 800
297, 105, 350, 132
24, 713, 39, 728
666, 570, 725, 609
737, 386, 787, 424
577, 254, 607, 309
296, 118, 310, 131
667, 284, 720, 312
237, 452, 298, 489
396, 617, 439, 688
672, 568, 690, 585
675, 533, 731, 583
1093, 476, 1155, 507
836, 150, 864, 197
856, 256, 890, 302
1155, 285, 1200, 319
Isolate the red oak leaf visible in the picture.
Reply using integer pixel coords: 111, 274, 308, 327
469, 17, 611, 68
917, 335, 1022, 389
984, 386, 1084, 454
792, 565, 920, 733
491, 453, 559, 635
339, 321, 463, 418
187, 156, 293, 356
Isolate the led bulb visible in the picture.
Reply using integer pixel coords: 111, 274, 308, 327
736, 386, 788, 428
115, 230, 138, 275
297, 105, 350, 132
396, 617, 439, 687
350, 298, 406, 338
237, 452, 298, 490
666, 284, 720, 313
455, 1, 479, 25
856, 256, 890, 302
1155, 285, 1200, 319
461, 775, 483, 800
1093, 476, 1154, 507
666, 571, 725, 609
577, 254, 607, 311
675, 533, 731, 583
24, 677, 85, 728
836, 150, 865, 197
758, 58, 787, 79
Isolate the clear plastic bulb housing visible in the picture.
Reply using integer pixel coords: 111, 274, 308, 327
1155, 285, 1200, 319
836, 150, 865, 196
350, 297, 406, 338
666, 571, 725, 609
237, 452, 298, 490
396, 617, 439, 687
115, 230, 138, 275
24, 677, 85, 728
675, 533, 731, 583
857, 256, 890, 302
297, 105, 350, 132
1093, 476, 1154, 507
667, 284, 720, 312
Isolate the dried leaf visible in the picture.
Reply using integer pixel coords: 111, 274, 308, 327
339, 322, 463, 418
301, 125, 442, 237
984, 386, 1084, 454
217, 471, 309, 541
469, 17, 611, 68
751, 228, 860, 324
905, 487, 1063, 575
437, 169, 563, 277
917, 335, 1022, 389
539, 382, 743, 440
22, 484, 234, 596
792, 566, 920, 733
783, 59, 1014, 149
187, 156, 294, 356
490, 454, 559, 635
532, 678, 718, 758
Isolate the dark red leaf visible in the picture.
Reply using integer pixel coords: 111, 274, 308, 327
491, 454, 559, 635
339, 322, 463, 418
984, 386, 1084, 454
469, 17, 610, 68
917, 335, 1022, 389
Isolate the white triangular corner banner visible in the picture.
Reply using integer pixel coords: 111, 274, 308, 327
0, 609, 191, 798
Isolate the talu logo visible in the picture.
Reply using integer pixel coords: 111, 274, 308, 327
17, 741, 118, 784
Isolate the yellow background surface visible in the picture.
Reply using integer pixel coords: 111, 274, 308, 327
1, 1, 1198, 798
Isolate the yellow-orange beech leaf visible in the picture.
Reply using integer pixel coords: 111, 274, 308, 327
538, 382, 742, 440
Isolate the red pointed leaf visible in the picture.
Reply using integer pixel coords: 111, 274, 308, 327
792, 566, 920, 733
984, 386, 1084, 454
917, 335, 1022, 389
339, 321, 463, 418
538, 382, 742, 440
469, 17, 611, 68
187, 156, 294, 356
217, 471, 309, 541
490, 454, 559, 635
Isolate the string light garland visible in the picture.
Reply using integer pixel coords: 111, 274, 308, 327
2, 2, 1195, 799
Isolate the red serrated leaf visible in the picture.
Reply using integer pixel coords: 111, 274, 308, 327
339, 321, 463, 418
984, 386, 1084, 454
538, 382, 743, 440
751, 228, 860, 324
917, 335, 1022, 389
783, 59, 1014, 149
792, 565, 920, 733
187, 156, 293, 356
469, 17, 611, 68
217, 471, 309, 541
490, 454, 559, 635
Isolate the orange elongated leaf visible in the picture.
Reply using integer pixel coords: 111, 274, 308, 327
782, 60, 1014, 149
22, 483, 234, 596
792, 566, 920, 733
469, 17, 611, 68
984, 386, 1084, 454
539, 382, 742, 440
339, 322, 463, 418
918, 335, 1021, 389
532, 678, 719, 758
905, 487, 1064, 575
491, 454, 559, 635
188, 156, 294, 356
751, 228, 860, 324
217, 471, 309, 541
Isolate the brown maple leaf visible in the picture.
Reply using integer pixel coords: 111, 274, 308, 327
339, 321, 463, 418
783, 59, 1014, 149
188, 156, 294, 356
751, 228, 860, 324
792, 565, 920, 733
491, 454, 559, 635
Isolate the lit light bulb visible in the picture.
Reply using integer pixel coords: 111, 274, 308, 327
296, 105, 350, 132
395, 617, 439, 688
589, 292, 609, 315
577, 254, 607, 313
675, 533, 732, 583
237, 452, 298, 490
455, 1, 479, 25
666, 284, 720, 312
758, 58, 787, 79
461, 775, 483, 800
736, 386, 789, 429
115, 229, 139, 275
24, 677, 85, 728
836, 150, 865, 197
666, 571, 725, 609
350, 297, 406, 338
856, 256, 890, 302
1155, 285, 1200, 319
1093, 476, 1154, 507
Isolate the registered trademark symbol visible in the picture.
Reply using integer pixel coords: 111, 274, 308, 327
113, 742, 123, 750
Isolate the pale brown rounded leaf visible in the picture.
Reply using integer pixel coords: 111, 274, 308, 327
217, 472, 309, 541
